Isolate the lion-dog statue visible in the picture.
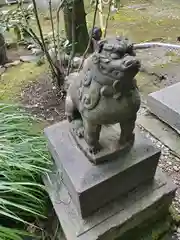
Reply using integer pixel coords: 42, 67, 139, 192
65, 37, 141, 156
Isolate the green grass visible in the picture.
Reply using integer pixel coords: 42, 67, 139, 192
0, 103, 52, 239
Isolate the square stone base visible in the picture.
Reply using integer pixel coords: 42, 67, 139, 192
44, 121, 161, 218
147, 82, 180, 134
43, 168, 176, 240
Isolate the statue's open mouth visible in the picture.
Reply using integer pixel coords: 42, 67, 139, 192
123, 59, 141, 70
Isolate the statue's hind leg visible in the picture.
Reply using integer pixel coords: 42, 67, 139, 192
119, 116, 136, 145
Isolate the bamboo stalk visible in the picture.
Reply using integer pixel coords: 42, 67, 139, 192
57, 0, 65, 61
67, 0, 75, 76
104, 0, 113, 38
98, 0, 104, 33
49, 0, 57, 60
31, 0, 59, 81
78, 0, 99, 71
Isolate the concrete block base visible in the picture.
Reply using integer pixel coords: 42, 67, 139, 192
147, 82, 180, 134
44, 168, 176, 240
44, 121, 160, 218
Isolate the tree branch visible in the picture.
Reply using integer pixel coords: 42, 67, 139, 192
67, 0, 75, 76
49, 0, 57, 60
31, 0, 59, 81
57, 0, 65, 61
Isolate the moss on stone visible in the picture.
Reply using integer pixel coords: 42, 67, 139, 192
116, 213, 173, 240
151, 218, 172, 240
169, 206, 180, 225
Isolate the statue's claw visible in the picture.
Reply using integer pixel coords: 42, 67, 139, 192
88, 143, 101, 155
76, 127, 84, 138
72, 119, 84, 138
67, 116, 74, 122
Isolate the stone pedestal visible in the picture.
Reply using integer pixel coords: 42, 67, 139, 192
44, 121, 177, 240
44, 121, 160, 218
147, 82, 180, 134
44, 168, 176, 240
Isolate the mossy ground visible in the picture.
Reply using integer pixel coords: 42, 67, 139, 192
0, 62, 47, 101
86, 0, 180, 42
2, 0, 180, 103
0, 2, 55, 104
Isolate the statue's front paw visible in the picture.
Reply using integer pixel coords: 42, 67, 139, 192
72, 127, 84, 138
71, 119, 84, 138
67, 115, 74, 122
88, 143, 101, 155
76, 127, 84, 138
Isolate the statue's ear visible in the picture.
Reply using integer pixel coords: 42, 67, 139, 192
97, 40, 106, 53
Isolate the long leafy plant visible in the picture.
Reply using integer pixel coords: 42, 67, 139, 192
0, 103, 51, 239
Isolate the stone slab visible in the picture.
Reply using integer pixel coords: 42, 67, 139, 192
43, 168, 177, 240
137, 113, 180, 158
147, 82, 180, 134
44, 121, 161, 218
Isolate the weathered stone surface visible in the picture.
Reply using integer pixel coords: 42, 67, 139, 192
44, 120, 161, 218
147, 82, 180, 134
43, 168, 177, 240
65, 37, 141, 157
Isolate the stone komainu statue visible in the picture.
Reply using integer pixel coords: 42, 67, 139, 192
65, 37, 141, 154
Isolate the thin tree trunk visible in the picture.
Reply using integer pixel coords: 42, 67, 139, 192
0, 33, 8, 65
64, 0, 92, 54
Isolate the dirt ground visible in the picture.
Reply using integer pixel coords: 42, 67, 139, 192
21, 73, 66, 123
